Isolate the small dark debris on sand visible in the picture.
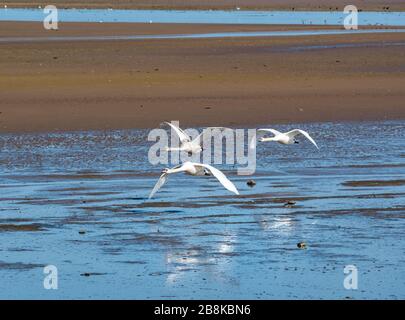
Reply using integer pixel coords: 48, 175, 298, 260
247, 180, 256, 187
297, 242, 307, 249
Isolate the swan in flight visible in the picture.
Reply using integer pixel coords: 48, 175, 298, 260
251, 128, 319, 149
149, 161, 239, 199
162, 122, 228, 155
163, 122, 203, 155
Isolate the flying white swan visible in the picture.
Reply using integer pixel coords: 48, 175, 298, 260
149, 161, 239, 199
163, 122, 202, 155
251, 128, 319, 149
162, 122, 228, 155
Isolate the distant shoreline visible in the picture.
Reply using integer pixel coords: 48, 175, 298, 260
2, 1, 405, 12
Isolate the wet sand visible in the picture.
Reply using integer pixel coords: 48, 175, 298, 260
4, 0, 405, 11
0, 21, 351, 38
1, 21, 405, 133
343, 179, 405, 187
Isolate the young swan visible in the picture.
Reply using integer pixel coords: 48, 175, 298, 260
163, 121, 203, 155
252, 128, 319, 149
162, 122, 229, 156
149, 162, 239, 199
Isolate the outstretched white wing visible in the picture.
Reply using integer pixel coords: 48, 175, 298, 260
191, 131, 204, 146
195, 163, 239, 195
257, 128, 282, 136
250, 128, 281, 149
286, 129, 319, 149
163, 122, 190, 143
148, 173, 169, 199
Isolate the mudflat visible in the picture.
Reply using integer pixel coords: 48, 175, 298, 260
1, 120, 404, 299
1, 21, 405, 133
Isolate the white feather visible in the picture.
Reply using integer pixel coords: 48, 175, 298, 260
286, 129, 319, 149
163, 121, 191, 143
148, 173, 169, 199
195, 163, 239, 195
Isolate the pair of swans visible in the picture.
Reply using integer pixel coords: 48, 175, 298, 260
149, 122, 236, 199
149, 122, 319, 199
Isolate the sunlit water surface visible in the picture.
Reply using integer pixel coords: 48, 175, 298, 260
0, 120, 404, 299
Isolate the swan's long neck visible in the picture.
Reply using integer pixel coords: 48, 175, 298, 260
261, 137, 277, 142
167, 167, 186, 174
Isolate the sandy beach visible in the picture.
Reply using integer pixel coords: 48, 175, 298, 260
1, 21, 405, 133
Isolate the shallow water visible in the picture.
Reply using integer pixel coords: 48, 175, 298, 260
0, 121, 404, 299
1, 8, 405, 26
1, 29, 405, 43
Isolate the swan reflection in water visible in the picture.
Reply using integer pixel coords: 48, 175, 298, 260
255, 214, 297, 234
164, 231, 238, 285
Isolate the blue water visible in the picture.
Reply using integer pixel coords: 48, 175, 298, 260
0, 121, 404, 299
1, 8, 405, 26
